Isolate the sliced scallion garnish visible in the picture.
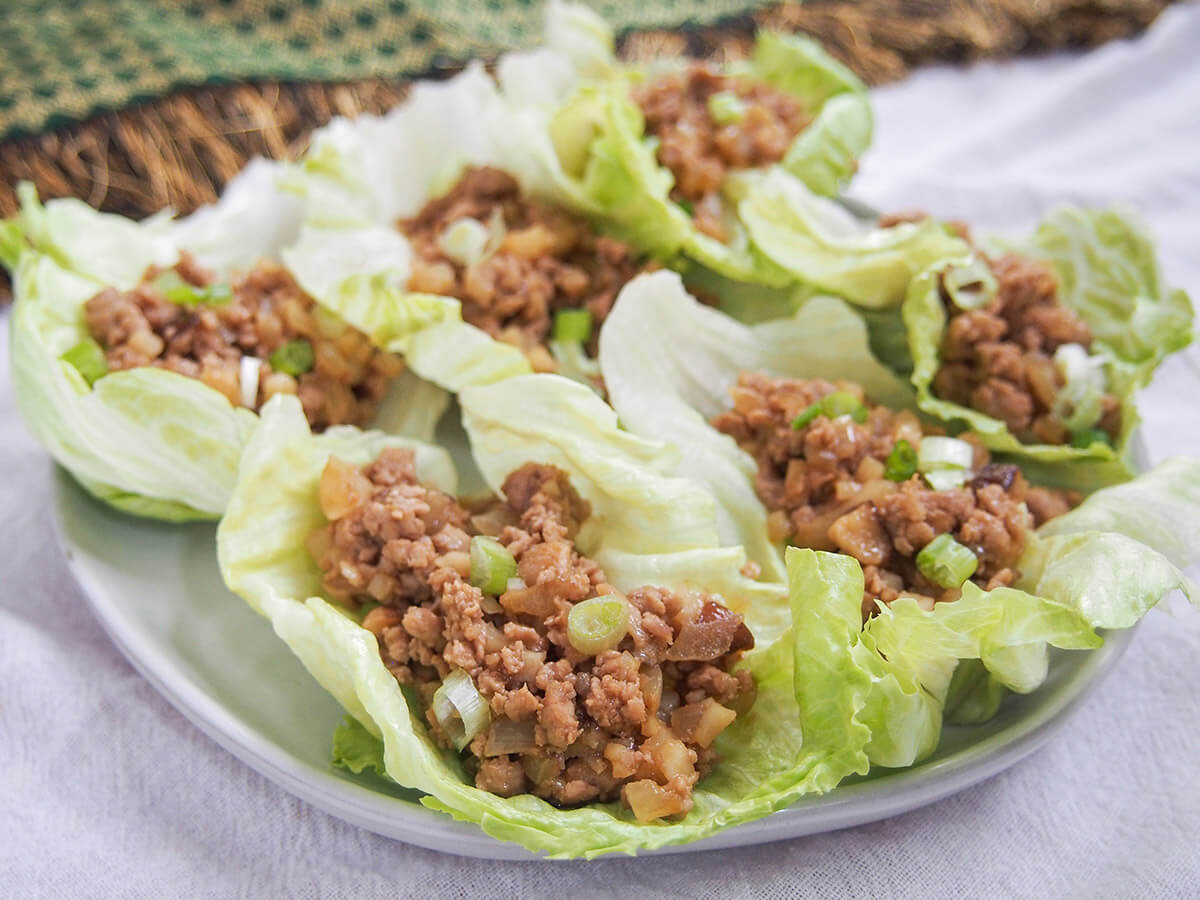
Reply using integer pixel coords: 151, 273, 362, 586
469, 536, 518, 596
884, 439, 918, 482
567, 594, 630, 656
439, 217, 491, 268
942, 258, 998, 311
553, 308, 593, 344
431, 669, 491, 750
1070, 427, 1111, 449
269, 339, 315, 376
152, 270, 232, 306
918, 436, 974, 473
708, 91, 746, 125
915, 533, 979, 589
923, 468, 968, 492
792, 392, 869, 429
60, 338, 108, 386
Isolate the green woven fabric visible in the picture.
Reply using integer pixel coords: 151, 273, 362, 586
0, 0, 770, 141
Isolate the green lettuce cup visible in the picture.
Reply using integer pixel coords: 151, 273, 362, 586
279, 48, 651, 391
217, 386, 878, 857
905, 206, 1194, 490
494, 2, 877, 290
598, 269, 1200, 761
7, 178, 450, 521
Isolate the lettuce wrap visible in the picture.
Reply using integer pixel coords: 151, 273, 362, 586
7, 177, 450, 521
495, 2, 881, 291
216, 386, 880, 857
905, 207, 1194, 489
599, 270, 1200, 765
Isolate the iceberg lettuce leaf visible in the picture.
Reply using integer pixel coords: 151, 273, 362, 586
217, 389, 874, 858
1020, 206, 1194, 365
10, 252, 258, 519
740, 169, 970, 308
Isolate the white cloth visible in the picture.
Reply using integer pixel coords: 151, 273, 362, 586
2, 7, 1199, 896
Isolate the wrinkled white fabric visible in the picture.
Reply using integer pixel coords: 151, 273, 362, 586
2, 6, 1198, 896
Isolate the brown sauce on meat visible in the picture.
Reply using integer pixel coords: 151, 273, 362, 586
309, 450, 754, 820
634, 65, 810, 242
711, 373, 1078, 620
399, 166, 646, 372
83, 254, 405, 430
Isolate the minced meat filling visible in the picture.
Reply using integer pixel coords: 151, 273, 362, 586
634, 65, 810, 242
711, 373, 1078, 620
399, 166, 646, 372
934, 252, 1120, 445
83, 254, 405, 430
308, 449, 755, 821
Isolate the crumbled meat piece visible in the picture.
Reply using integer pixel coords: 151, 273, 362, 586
712, 373, 1078, 617
934, 252, 1119, 444
311, 454, 754, 817
83, 254, 404, 430
634, 65, 810, 242
398, 167, 646, 366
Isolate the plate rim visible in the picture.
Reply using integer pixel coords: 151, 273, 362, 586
51, 463, 1137, 861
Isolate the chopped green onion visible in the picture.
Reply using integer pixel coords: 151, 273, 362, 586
553, 308, 593, 344
439, 217, 491, 268
152, 270, 232, 306
269, 339, 315, 376
1053, 343, 1105, 431
942, 258, 998, 310
792, 392, 870, 429
567, 594, 630, 656
924, 468, 968, 492
678, 199, 695, 216
918, 436, 974, 473
916, 533, 979, 589
884, 439, 918, 482
1070, 427, 1111, 449
239, 356, 262, 408
822, 391, 869, 424
60, 338, 108, 386
469, 536, 517, 596
707, 91, 746, 125
431, 669, 491, 750
791, 402, 822, 430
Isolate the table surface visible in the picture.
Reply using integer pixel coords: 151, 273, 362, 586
2, 6, 1198, 896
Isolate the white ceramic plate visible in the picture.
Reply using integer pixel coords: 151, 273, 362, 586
52, 464, 1136, 861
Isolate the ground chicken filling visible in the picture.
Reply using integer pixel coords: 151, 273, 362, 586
83, 254, 405, 430
711, 373, 1079, 620
399, 166, 646, 372
933, 252, 1120, 446
634, 65, 810, 242
309, 450, 755, 821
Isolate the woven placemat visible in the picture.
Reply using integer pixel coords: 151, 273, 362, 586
0, 0, 1173, 225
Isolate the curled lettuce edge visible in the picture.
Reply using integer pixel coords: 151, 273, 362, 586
738, 168, 972, 309
9, 186, 452, 521
217, 392, 876, 858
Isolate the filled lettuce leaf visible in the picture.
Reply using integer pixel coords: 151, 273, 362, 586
598, 269, 1200, 765
498, 2, 876, 289
7, 183, 449, 520
905, 207, 1193, 489
600, 270, 913, 583
217, 389, 875, 857
277, 64, 534, 390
